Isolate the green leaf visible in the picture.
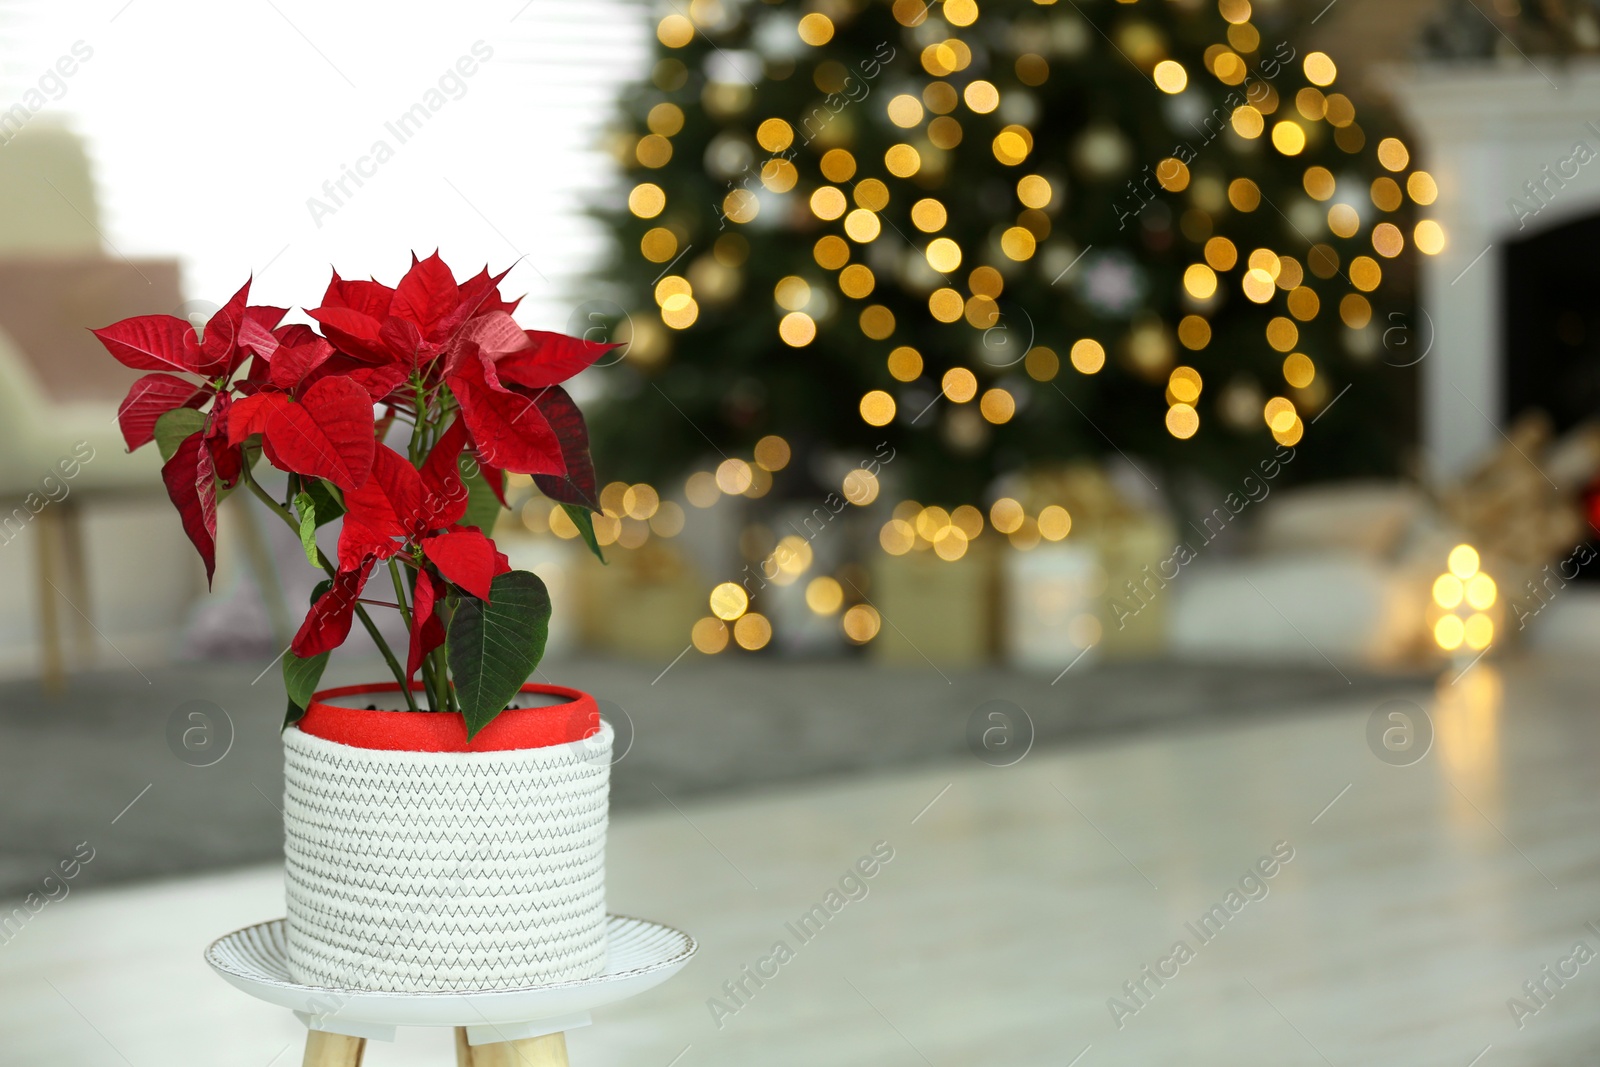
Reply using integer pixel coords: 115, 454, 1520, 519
304, 479, 345, 526
154, 408, 207, 463
460, 458, 503, 533
282, 580, 334, 731
562, 504, 607, 564
284, 649, 330, 708
447, 570, 551, 739
293, 492, 320, 567
282, 651, 329, 729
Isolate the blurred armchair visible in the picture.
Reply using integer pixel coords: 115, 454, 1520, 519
0, 261, 185, 689
0, 121, 184, 688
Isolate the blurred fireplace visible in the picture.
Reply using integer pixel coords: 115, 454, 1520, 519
1502, 216, 1600, 436
1392, 61, 1600, 481
1502, 218, 1600, 581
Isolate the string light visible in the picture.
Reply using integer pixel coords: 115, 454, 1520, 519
1434, 546, 1495, 654
657, 14, 694, 47
1184, 264, 1218, 299
842, 605, 881, 643
1303, 52, 1337, 86
860, 390, 896, 426
990, 498, 1024, 533
942, 368, 978, 402
979, 388, 1015, 424
797, 13, 834, 45
1415, 220, 1446, 255
1025, 346, 1059, 380
734, 613, 772, 650
778, 311, 816, 346
1153, 59, 1188, 93
685, 472, 720, 508
753, 435, 791, 471
709, 582, 748, 621
692, 617, 729, 653
715, 459, 753, 494
1038, 506, 1072, 540
1407, 171, 1438, 205
1070, 339, 1105, 374
806, 577, 844, 614
628, 183, 666, 219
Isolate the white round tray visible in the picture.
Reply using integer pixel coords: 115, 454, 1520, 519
206, 915, 695, 1039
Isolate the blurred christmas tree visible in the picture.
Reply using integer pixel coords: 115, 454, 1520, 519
585, 0, 1431, 509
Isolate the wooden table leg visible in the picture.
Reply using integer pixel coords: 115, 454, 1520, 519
460, 1030, 569, 1067
58, 499, 95, 666
455, 1027, 472, 1066
33, 504, 64, 695
302, 1030, 365, 1066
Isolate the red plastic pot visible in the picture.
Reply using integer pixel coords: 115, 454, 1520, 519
297, 682, 601, 753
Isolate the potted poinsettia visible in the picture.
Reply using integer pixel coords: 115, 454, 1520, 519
94, 254, 616, 991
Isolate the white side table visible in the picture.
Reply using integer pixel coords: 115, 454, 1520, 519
207, 915, 695, 1065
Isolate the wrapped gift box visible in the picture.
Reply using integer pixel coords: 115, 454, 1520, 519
575, 540, 707, 662
1094, 515, 1177, 660
870, 540, 996, 669
1003, 541, 1103, 672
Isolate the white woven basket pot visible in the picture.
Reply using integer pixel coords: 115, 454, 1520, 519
280, 688, 610, 992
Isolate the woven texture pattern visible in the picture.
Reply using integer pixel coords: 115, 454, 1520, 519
281, 722, 611, 992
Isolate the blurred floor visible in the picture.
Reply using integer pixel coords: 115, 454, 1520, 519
2, 657, 1598, 1065
0, 653, 1425, 896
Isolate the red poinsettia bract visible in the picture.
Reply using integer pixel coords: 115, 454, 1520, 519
93, 253, 614, 732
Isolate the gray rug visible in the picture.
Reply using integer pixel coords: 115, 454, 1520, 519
0, 654, 1430, 899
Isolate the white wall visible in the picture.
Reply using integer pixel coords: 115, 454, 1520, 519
1, 0, 651, 329
1392, 60, 1600, 480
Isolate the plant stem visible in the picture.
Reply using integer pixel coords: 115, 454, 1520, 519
409, 375, 428, 466
240, 466, 418, 710
439, 595, 459, 713
399, 387, 447, 712
353, 607, 418, 712
387, 559, 434, 713
431, 643, 454, 714
385, 560, 414, 633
